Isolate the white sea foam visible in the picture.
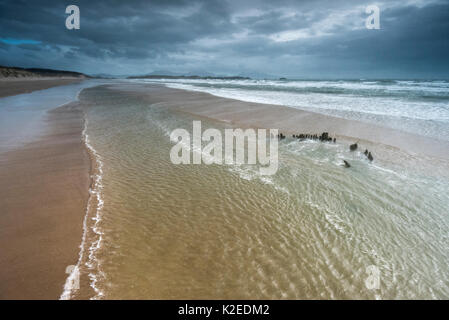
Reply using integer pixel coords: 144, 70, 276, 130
83, 119, 106, 300
60, 87, 101, 300
60, 113, 92, 300
59, 113, 106, 300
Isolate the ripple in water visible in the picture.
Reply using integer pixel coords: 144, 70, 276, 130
74, 86, 449, 299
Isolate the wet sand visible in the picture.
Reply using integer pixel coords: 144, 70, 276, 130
0, 102, 90, 299
0, 78, 82, 98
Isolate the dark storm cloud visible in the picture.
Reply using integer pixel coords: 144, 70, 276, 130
0, 0, 448, 78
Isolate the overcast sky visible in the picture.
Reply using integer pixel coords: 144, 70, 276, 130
1, 0, 448, 78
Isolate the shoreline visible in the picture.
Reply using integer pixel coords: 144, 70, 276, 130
0, 78, 83, 98
61, 112, 106, 300
0, 102, 91, 299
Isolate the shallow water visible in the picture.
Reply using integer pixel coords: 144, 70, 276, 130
0, 80, 107, 156
75, 85, 449, 299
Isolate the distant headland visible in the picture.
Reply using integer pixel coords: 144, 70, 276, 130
127, 74, 251, 80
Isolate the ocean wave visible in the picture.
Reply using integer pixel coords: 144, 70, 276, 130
140, 79, 449, 141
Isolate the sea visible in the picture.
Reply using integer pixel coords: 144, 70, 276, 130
64, 79, 449, 299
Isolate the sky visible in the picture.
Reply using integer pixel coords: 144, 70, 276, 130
0, 0, 448, 79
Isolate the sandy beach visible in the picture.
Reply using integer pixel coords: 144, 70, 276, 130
0, 102, 90, 299
0, 78, 82, 98
1, 82, 448, 299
